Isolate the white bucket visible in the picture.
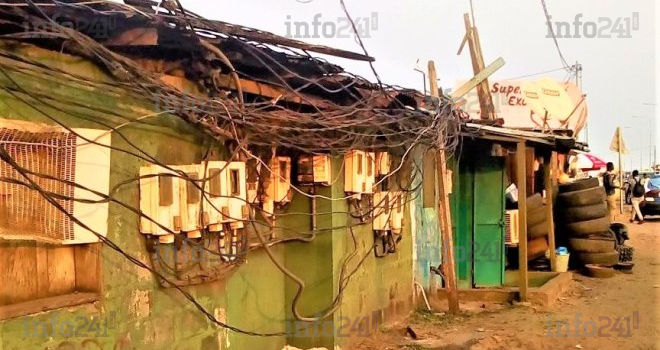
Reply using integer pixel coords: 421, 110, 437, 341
554, 254, 570, 272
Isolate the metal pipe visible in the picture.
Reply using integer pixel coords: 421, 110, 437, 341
414, 67, 427, 95
310, 185, 317, 231
414, 282, 432, 311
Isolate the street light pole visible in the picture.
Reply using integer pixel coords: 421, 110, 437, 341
414, 60, 428, 95
632, 115, 652, 169
641, 103, 657, 168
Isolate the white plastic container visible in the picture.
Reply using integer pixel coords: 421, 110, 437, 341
554, 253, 570, 272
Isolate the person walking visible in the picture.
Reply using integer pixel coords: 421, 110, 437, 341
629, 170, 646, 224
603, 162, 618, 222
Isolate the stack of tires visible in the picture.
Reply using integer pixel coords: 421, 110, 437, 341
555, 178, 619, 274
527, 194, 549, 261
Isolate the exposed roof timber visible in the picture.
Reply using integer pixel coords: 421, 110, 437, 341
212, 75, 335, 109
123, 0, 375, 62
158, 73, 335, 109
462, 123, 571, 147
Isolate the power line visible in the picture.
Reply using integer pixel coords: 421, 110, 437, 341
501, 67, 567, 81
540, 0, 570, 70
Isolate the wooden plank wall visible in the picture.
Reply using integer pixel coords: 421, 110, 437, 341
0, 242, 100, 306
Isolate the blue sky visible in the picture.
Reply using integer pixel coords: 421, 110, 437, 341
180, 0, 658, 170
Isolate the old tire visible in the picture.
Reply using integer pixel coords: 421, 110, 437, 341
614, 262, 634, 274
565, 217, 611, 237
567, 237, 616, 253
559, 178, 600, 194
558, 203, 608, 223
575, 251, 620, 265
527, 194, 545, 210
616, 245, 634, 262
527, 206, 547, 227
528, 221, 549, 239
583, 264, 615, 278
557, 187, 606, 208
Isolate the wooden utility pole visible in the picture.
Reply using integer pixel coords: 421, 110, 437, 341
428, 60, 459, 314
544, 152, 557, 271
516, 141, 529, 301
618, 127, 624, 214
458, 13, 496, 120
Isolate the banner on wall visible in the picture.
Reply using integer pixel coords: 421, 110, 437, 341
453, 78, 588, 135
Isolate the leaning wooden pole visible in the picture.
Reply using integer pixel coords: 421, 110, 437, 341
428, 60, 459, 313
461, 13, 496, 120
516, 141, 529, 301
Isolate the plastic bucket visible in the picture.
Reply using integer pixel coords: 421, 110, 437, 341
554, 253, 570, 272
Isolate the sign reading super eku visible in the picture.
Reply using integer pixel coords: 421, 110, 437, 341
454, 79, 588, 135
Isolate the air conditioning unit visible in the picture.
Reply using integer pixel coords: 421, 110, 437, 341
139, 164, 181, 240
203, 161, 228, 232
226, 161, 248, 229
297, 155, 331, 185
0, 125, 111, 244
266, 156, 291, 204
376, 152, 390, 176
389, 191, 405, 234
505, 210, 520, 245
170, 164, 203, 238
372, 191, 390, 232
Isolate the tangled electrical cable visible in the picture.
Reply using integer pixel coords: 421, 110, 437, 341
0, 0, 466, 338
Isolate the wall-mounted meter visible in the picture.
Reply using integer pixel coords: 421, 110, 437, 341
266, 156, 291, 203
297, 155, 332, 185
372, 191, 391, 232
390, 191, 405, 234
139, 165, 182, 243
170, 164, 204, 238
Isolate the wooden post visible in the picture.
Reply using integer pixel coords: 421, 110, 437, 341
617, 127, 624, 214
516, 141, 528, 301
526, 148, 536, 195
461, 13, 496, 120
428, 60, 459, 313
545, 152, 557, 271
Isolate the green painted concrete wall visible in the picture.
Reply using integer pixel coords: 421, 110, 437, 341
0, 44, 413, 350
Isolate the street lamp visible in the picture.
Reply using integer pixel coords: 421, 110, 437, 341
414, 59, 427, 95
641, 102, 657, 167
632, 115, 653, 169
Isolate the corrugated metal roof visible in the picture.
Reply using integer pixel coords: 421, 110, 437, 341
461, 123, 588, 152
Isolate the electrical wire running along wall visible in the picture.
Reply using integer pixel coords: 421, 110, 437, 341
0, 127, 76, 241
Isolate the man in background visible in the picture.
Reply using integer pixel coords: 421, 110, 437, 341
629, 170, 645, 224
603, 162, 617, 221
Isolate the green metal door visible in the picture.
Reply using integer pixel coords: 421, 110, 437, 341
472, 156, 505, 287
450, 157, 474, 290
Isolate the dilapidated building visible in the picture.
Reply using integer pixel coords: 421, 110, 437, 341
0, 1, 463, 349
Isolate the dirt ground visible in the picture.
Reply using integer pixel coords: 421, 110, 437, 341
350, 212, 660, 350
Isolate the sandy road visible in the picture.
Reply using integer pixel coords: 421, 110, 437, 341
351, 214, 660, 350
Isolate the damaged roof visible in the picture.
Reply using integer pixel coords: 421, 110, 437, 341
0, 0, 422, 109
0, 0, 462, 154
